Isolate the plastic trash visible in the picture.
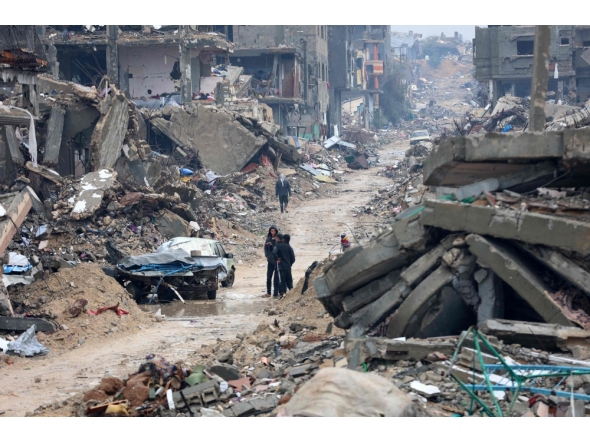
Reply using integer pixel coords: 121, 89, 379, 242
179, 168, 194, 176
5, 325, 49, 357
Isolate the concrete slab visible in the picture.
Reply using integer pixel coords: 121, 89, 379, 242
480, 319, 590, 352
90, 90, 129, 170
44, 107, 65, 165
400, 244, 446, 287
466, 235, 573, 326
475, 269, 504, 326
348, 281, 411, 336
519, 244, 590, 297
0, 190, 32, 257
420, 200, 590, 255
151, 105, 264, 175
4, 125, 24, 164
314, 229, 416, 299
346, 337, 456, 363
342, 270, 401, 313
386, 265, 455, 339
70, 169, 117, 221
154, 209, 191, 238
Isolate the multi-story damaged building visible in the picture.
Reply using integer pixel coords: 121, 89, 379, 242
0, 26, 48, 178
225, 25, 330, 139
474, 25, 590, 106
327, 25, 391, 134
43, 26, 233, 104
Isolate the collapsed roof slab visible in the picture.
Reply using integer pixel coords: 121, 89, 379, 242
385, 266, 456, 339
314, 229, 416, 300
90, 90, 129, 170
420, 200, 590, 255
423, 131, 574, 188
466, 234, 574, 327
480, 319, 590, 352
70, 169, 117, 221
150, 105, 266, 175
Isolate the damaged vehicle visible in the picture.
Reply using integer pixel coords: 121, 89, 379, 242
113, 238, 235, 303
410, 130, 431, 145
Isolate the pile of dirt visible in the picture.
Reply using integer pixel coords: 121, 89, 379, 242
417, 59, 463, 79
5, 263, 152, 358
270, 260, 345, 335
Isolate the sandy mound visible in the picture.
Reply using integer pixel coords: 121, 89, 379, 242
5, 263, 151, 358
270, 260, 345, 335
417, 59, 463, 79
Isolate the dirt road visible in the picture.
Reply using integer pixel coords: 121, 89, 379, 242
0, 141, 408, 417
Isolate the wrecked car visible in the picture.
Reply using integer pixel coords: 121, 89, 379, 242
113, 237, 234, 303
410, 130, 431, 145
156, 237, 236, 288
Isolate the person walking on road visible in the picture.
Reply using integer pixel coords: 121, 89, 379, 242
263, 225, 280, 298
276, 174, 292, 213
272, 233, 294, 297
283, 234, 295, 291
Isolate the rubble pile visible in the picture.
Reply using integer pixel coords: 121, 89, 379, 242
305, 120, 590, 415
1, 263, 150, 368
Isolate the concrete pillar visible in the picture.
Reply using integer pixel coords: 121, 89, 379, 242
47, 44, 59, 80
179, 26, 192, 104
191, 51, 201, 94
529, 25, 551, 132
510, 83, 516, 97
106, 26, 119, 86
4, 126, 24, 164
475, 268, 504, 326
557, 80, 564, 102
44, 107, 66, 165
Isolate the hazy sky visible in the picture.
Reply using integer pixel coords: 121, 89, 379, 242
390, 25, 480, 41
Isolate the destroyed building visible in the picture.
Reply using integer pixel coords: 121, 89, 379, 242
43, 26, 233, 105
225, 25, 330, 139
474, 25, 590, 106
327, 25, 391, 133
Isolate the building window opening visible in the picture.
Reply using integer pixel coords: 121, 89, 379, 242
517, 40, 534, 55
584, 41, 590, 47
561, 38, 570, 45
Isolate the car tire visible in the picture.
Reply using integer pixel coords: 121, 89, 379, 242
207, 290, 217, 300
127, 282, 147, 303
221, 270, 235, 288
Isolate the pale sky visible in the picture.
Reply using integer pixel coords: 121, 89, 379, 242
390, 25, 481, 41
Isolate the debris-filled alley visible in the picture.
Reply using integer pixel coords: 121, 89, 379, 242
3, 23, 590, 420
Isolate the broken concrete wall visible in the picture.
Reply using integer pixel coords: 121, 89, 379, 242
43, 106, 66, 165
57, 102, 101, 176
90, 88, 129, 171
118, 46, 180, 99
0, 127, 15, 180
150, 104, 266, 175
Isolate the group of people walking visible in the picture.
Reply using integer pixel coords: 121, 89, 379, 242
263, 224, 295, 298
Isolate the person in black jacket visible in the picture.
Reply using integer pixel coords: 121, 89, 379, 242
272, 233, 294, 297
263, 224, 280, 298
275, 174, 292, 213
283, 234, 295, 291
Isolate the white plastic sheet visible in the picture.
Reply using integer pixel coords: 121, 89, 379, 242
5, 325, 49, 356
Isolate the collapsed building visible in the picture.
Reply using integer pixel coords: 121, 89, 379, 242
474, 25, 590, 106
328, 25, 392, 133
227, 25, 330, 139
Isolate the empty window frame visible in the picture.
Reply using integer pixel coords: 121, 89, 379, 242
517, 40, 534, 55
